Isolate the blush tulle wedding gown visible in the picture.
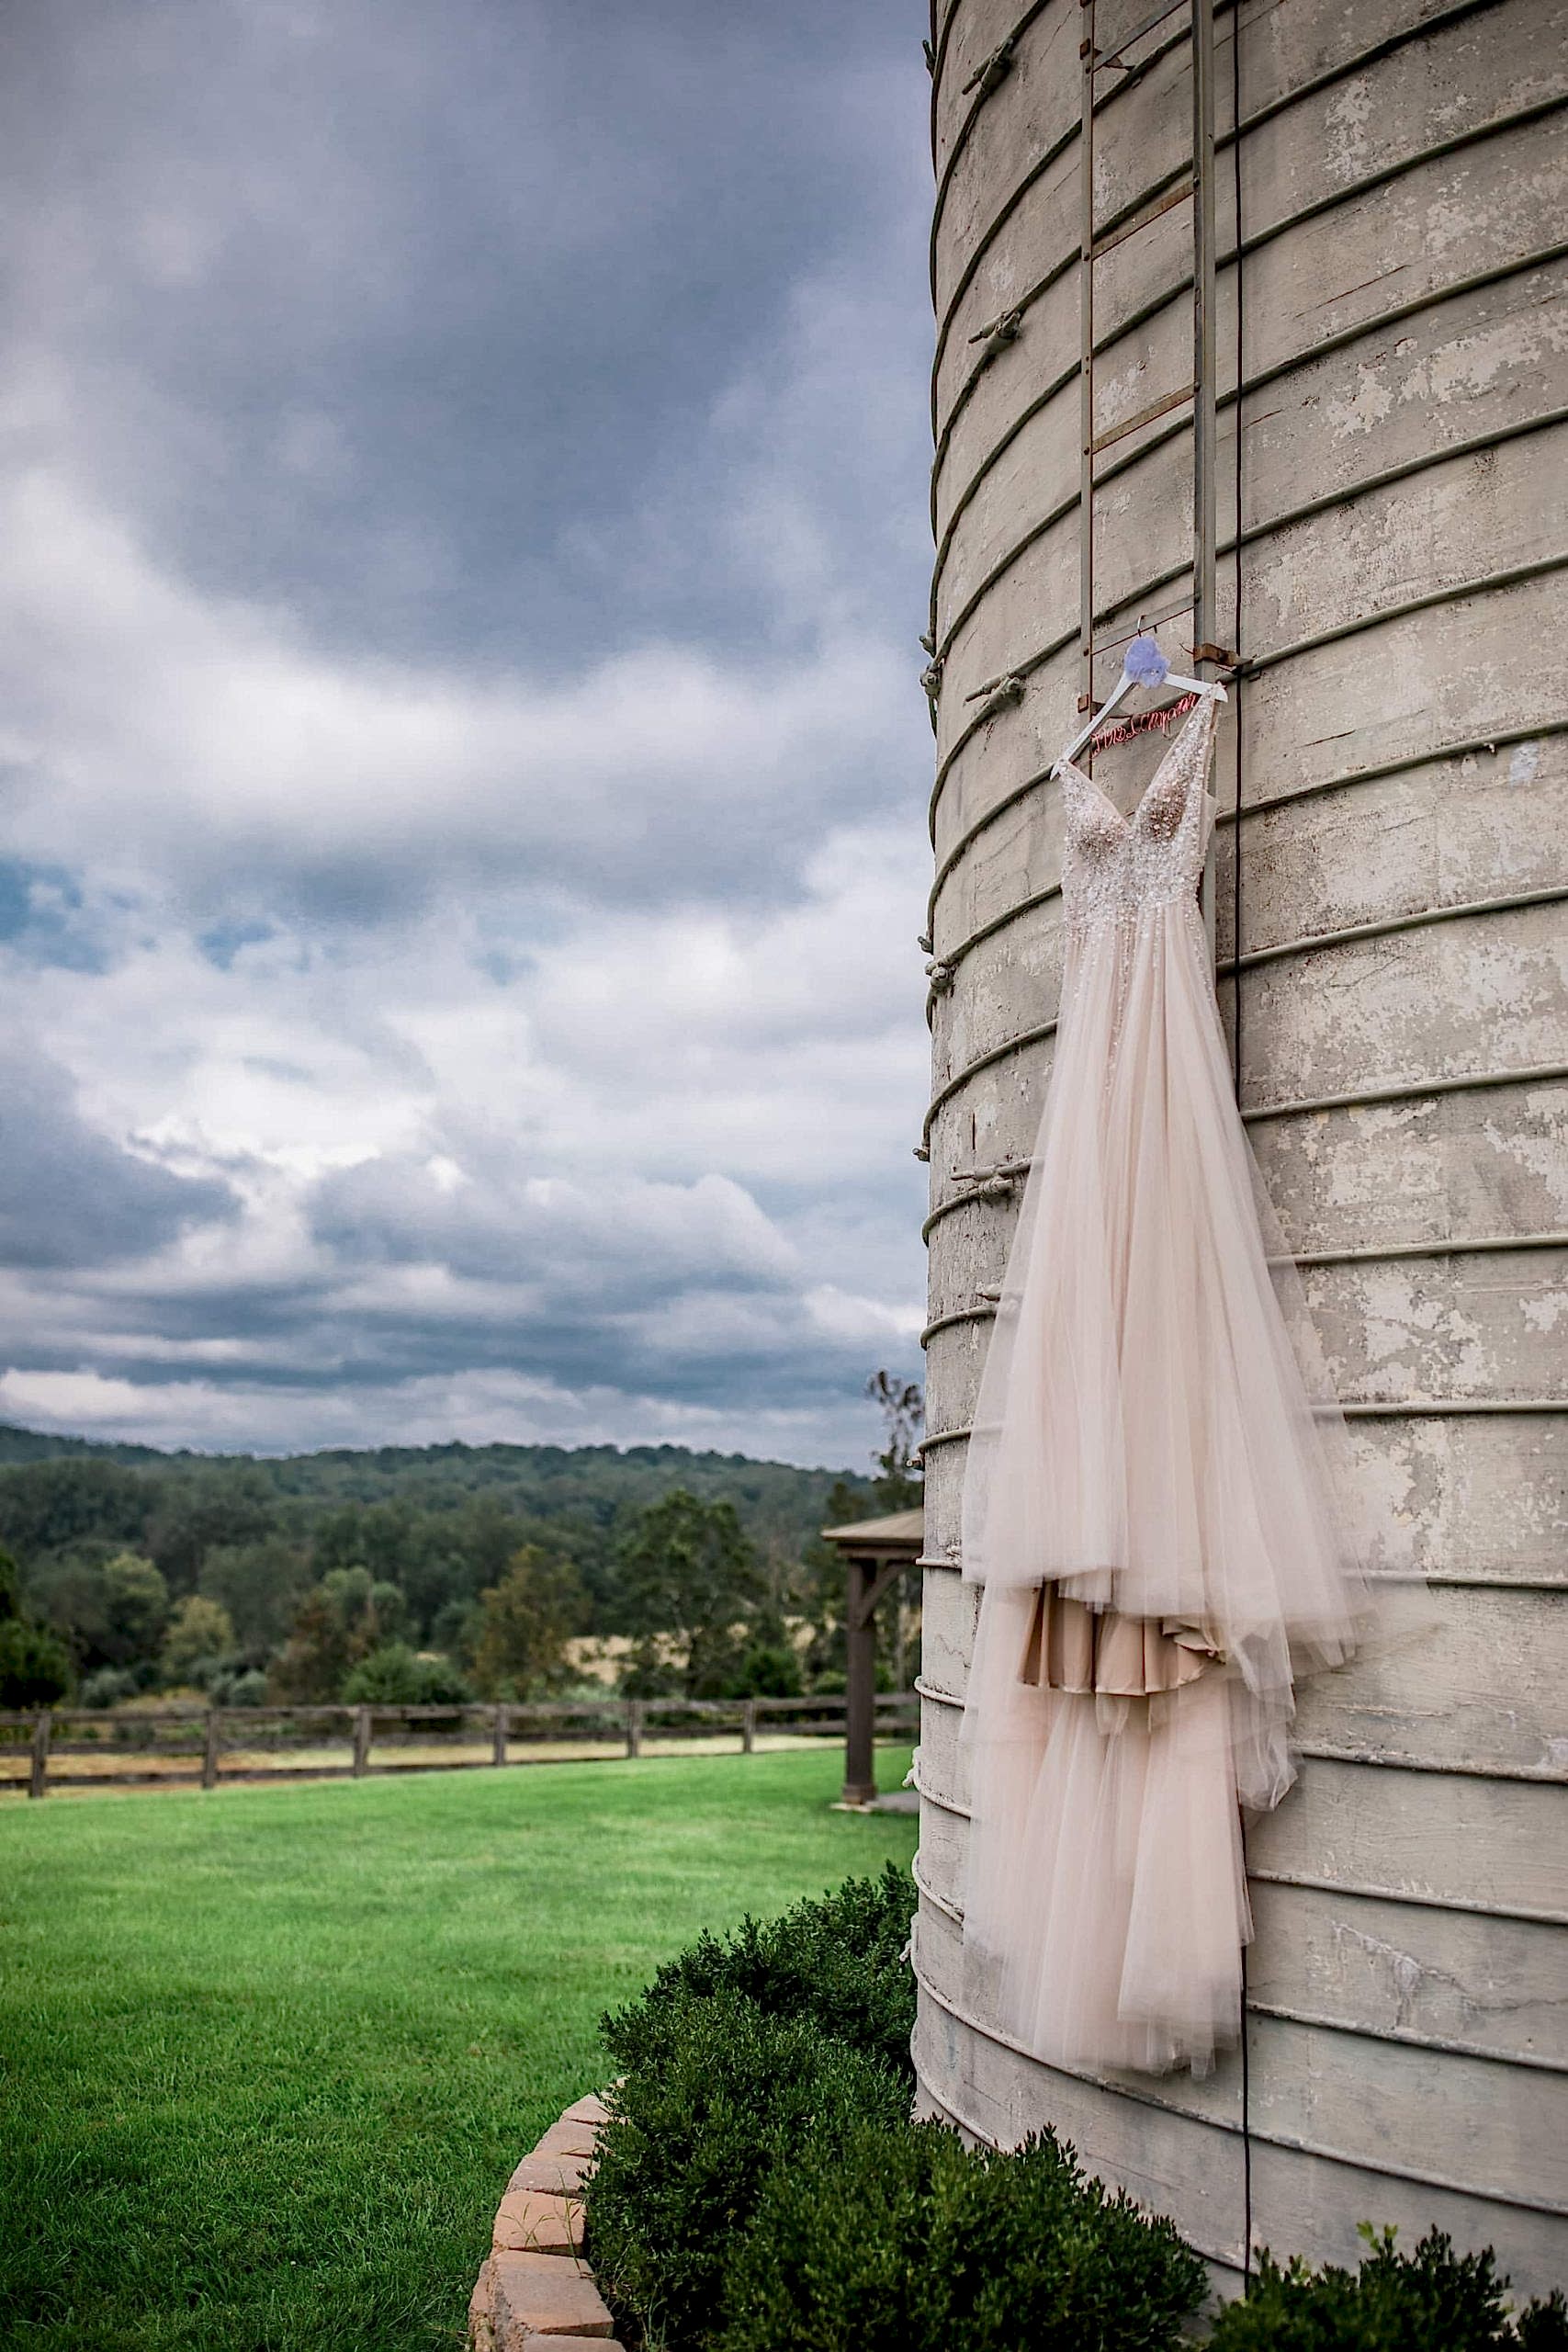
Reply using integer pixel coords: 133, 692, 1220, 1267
958, 683, 1370, 2077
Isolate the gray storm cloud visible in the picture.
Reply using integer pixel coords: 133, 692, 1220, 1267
0, 0, 931, 1464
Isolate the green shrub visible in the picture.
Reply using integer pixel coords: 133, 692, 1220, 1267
340, 1642, 474, 1704
1207, 2227, 1568, 2349
719, 2119, 1207, 2352
79, 1665, 136, 1709
188, 1663, 270, 1707
726, 1641, 803, 1699
161, 1593, 237, 1683
617, 1651, 684, 1699
0, 1614, 73, 1705
612, 1861, 916, 2085
587, 1865, 1202, 2352
586, 1987, 908, 2351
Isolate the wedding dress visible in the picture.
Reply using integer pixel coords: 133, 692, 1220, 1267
957, 684, 1369, 2077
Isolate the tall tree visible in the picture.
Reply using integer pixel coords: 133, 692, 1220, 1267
162, 1595, 237, 1684
469, 1547, 580, 1700
864, 1372, 924, 1696
100, 1553, 172, 1664
199, 1537, 310, 1657
0, 1458, 152, 1562
267, 1566, 403, 1702
28, 1550, 168, 1672
143, 1464, 276, 1593
616, 1489, 767, 1699
865, 1371, 924, 1511
0, 1544, 73, 1705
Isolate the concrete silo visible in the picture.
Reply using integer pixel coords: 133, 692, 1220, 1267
914, 0, 1568, 2297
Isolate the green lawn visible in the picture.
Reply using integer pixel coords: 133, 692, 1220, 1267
0, 1747, 916, 2352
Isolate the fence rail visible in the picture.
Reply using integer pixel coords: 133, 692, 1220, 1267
0, 1692, 920, 1797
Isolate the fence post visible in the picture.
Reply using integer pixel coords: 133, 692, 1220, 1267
625, 1698, 643, 1758
352, 1704, 371, 1778
202, 1708, 220, 1790
28, 1710, 50, 1800
491, 1702, 509, 1769
740, 1698, 757, 1755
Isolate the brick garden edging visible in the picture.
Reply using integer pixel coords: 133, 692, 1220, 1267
468, 2091, 623, 2348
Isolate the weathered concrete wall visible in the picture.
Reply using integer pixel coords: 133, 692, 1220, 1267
916, 0, 1568, 2299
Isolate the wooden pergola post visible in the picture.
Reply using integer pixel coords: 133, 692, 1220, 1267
818, 1508, 923, 1806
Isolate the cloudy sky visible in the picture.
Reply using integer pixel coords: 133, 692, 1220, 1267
0, 0, 934, 1467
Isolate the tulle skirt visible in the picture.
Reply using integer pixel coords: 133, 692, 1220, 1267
963, 1583, 1250, 2075
958, 888, 1371, 2075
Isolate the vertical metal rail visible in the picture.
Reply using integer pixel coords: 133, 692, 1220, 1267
1078, 0, 1098, 729
1227, 4, 1252, 2260
1077, 0, 1227, 955
1190, 0, 1221, 957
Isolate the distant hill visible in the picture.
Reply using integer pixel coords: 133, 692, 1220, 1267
0, 1420, 899, 1702
0, 1422, 879, 1585
0, 1422, 176, 1467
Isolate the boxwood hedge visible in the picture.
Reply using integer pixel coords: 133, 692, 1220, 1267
1208, 2226, 1568, 2349
584, 1867, 1204, 2351
581, 1867, 1565, 2351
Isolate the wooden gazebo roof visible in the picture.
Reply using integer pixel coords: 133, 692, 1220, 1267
818, 1507, 924, 1553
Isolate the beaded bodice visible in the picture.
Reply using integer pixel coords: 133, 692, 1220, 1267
1055, 686, 1222, 935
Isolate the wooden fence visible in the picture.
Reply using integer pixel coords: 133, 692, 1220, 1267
0, 1691, 919, 1797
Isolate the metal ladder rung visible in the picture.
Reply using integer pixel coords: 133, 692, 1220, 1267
1097, 594, 1196, 660
1089, 174, 1193, 261
1091, 0, 1190, 72
1088, 379, 1195, 457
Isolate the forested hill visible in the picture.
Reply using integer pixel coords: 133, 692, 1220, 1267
0, 1423, 174, 1466
0, 1423, 872, 1561
0, 1419, 881, 1639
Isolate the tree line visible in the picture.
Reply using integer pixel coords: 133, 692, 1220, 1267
0, 1379, 922, 1712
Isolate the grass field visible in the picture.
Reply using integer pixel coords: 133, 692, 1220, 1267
0, 1747, 917, 2352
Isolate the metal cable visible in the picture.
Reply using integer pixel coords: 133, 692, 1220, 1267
1228, 0, 1253, 2271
